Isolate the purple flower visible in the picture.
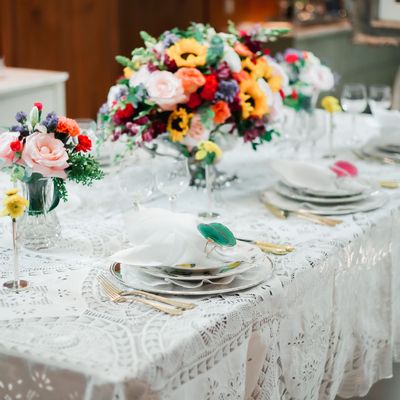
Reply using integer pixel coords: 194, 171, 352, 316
43, 112, 58, 132
10, 124, 22, 132
215, 80, 239, 103
15, 111, 27, 124
162, 31, 179, 48
216, 62, 232, 80
99, 103, 109, 115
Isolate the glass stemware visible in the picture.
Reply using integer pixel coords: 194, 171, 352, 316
308, 109, 327, 158
340, 83, 367, 145
368, 84, 392, 114
155, 157, 190, 212
117, 150, 154, 210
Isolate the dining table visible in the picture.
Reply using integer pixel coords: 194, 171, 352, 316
0, 113, 399, 400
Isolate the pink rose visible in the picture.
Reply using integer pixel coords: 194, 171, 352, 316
0, 131, 20, 165
145, 71, 187, 111
21, 132, 69, 179
182, 114, 209, 149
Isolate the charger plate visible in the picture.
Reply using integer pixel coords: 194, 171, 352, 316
109, 259, 272, 296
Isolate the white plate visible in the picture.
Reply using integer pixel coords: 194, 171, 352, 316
362, 141, 400, 163
274, 182, 375, 205
110, 260, 272, 296
260, 188, 388, 216
138, 259, 259, 281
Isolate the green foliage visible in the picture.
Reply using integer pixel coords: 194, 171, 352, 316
53, 177, 68, 202
251, 129, 279, 150
115, 55, 132, 68
206, 35, 224, 67
197, 222, 237, 247
199, 107, 215, 130
203, 152, 216, 165
227, 20, 238, 36
140, 31, 157, 47
127, 84, 148, 107
66, 153, 104, 187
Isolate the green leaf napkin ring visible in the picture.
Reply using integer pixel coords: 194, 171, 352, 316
197, 222, 237, 257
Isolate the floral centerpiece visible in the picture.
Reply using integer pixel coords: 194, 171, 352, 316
98, 22, 289, 164
277, 49, 335, 112
0, 103, 104, 249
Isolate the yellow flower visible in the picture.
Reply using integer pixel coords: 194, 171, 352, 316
195, 141, 223, 163
241, 58, 264, 80
0, 188, 28, 219
167, 108, 193, 142
239, 79, 269, 119
166, 38, 207, 68
123, 67, 134, 79
321, 96, 341, 113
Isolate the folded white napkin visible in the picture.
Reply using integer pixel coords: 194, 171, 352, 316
269, 159, 368, 195
111, 208, 249, 267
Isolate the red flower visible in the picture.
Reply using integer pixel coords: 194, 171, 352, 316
33, 102, 43, 111
187, 92, 202, 109
200, 74, 218, 101
75, 135, 92, 152
112, 103, 135, 125
263, 48, 271, 56
284, 53, 299, 64
291, 90, 299, 100
279, 89, 285, 99
10, 140, 22, 152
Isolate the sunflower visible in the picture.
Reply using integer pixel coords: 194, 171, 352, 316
0, 188, 29, 220
167, 108, 193, 142
167, 38, 207, 68
239, 79, 269, 119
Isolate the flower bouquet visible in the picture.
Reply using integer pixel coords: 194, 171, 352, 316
99, 22, 289, 170
0, 103, 104, 249
278, 49, 335, 112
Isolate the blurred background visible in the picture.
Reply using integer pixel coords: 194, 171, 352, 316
0, 0, 399, 120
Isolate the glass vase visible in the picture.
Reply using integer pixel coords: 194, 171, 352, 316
19, 177, 61, 250
198, 165, 219, 219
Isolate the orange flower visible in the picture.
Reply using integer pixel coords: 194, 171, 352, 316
212, 101, 231, 124
175, 67, 206, 95
232, 71, 250, 83
234, 42, 253, 58
56, 117, 80, 137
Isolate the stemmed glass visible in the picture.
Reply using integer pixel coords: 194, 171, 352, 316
307, 109, 327, 158
341, 83, 367, 145
368, 85, 392, 114
117, 150, 154, 211
155, 156, 190, 211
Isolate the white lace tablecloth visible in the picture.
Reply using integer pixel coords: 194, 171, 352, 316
0, 114, 399, 400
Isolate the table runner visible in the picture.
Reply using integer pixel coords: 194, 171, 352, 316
0, 114, 399, 400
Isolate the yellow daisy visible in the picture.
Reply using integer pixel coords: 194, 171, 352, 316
167, 108, 193, 142
195, 141, 222, 162
1, 188, 29, 220
239, 79, 269, 119
123, 67, 134, 79
167, 38, 207, 68
321, 96, 341, 113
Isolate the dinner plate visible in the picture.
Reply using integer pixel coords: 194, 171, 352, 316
260, 188, 388, 216
137, 255, 263, 281
274, 181, 374, 205
362, 141, 400, 164
376, 144, 400, 154
110, 260, 272, 296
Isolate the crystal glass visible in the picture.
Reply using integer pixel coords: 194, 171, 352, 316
155, 157, 190, 211
199, 165, 219, 219
369, 84, 392, 114
19, 178, 61, 250
117, 150, 154, 210
308, 109, 327, 158
341, 83, 367, 144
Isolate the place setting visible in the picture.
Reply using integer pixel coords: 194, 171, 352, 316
96, 207, 283, 314
260, 159, 389, 221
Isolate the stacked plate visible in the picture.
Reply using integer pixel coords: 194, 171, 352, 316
361, 135, 400, 164
262, 160, 387, 216
110, 242, 272, 296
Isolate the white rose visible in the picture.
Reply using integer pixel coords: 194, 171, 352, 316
223, 45, 242, 72
265, 56, 289, 91
300, 64, 334, 92
145, 71, 187, 111
107, 84, 127, 107
129, 65, 151, 88
257, 79, 284, 122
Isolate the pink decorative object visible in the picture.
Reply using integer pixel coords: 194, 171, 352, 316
330, 160, 358, 177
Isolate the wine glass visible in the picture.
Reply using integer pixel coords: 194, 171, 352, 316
341, 83, 367, 145
155, 156, 190, 211
117, 151, 154, 211
307, 109, 327, 158
369, 84, 392, 114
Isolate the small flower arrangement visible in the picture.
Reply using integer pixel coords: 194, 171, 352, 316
0, 103, 104, 202
195, 140, 223, 165
277, 49, 335, 112
99, 22, 289, 160
0, 188, 28, 219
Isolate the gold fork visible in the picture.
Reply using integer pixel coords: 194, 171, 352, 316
98, 276, 183, 316
264, 202, 342, 227
99, 274, 195, 310
236, 238, 295, 255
